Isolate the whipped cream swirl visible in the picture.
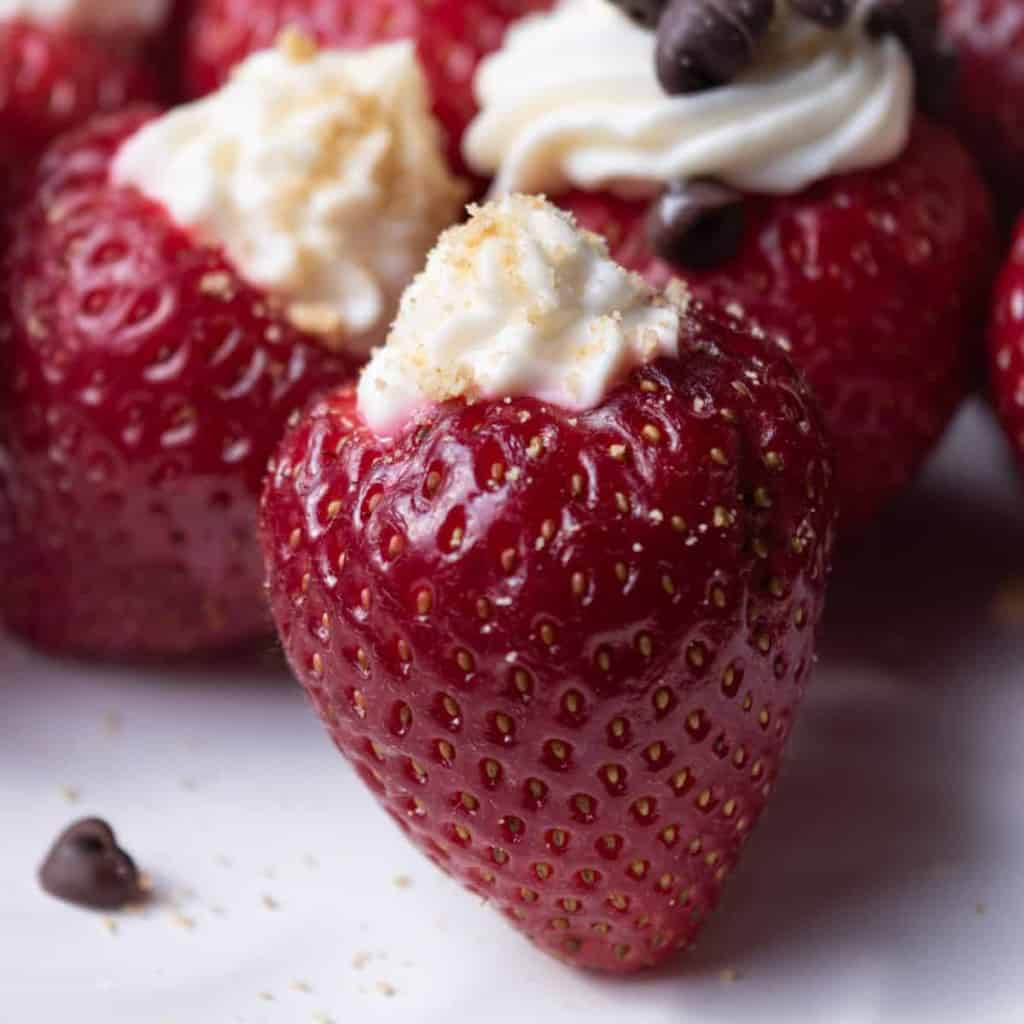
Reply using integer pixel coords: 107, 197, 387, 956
358, 195, 681, 434
113, 33, 466, 357
464, 0, 913, 197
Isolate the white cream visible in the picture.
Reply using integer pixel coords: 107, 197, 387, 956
0, 0, 169, 35
112, 31, 466, 356
464, 0, 913, 198
358, 195, 681, 434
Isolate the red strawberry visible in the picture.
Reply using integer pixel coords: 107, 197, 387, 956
989, 217, 1024, 466
0, 109, 357, 658
941, 0, 1024, 231
261, 298, 836, 971
183, 0, 555, 174
0, 18, 155, 199
560, 117, 996, 534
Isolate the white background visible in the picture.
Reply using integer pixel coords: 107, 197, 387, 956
2, 402, 1022, 1024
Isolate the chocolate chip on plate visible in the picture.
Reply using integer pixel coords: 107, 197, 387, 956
608, 0, 670, 27
656, 0, 776, 95
39, 817, 143, 910
789, 0, 853, 28
647, 180, 746, 268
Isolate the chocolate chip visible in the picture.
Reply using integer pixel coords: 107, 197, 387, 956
656, 0, 777, 95
647, 181, 746, 268
866, 0, 951, 113
789, 0, 852, 27
608, 0, 670, 28
39, 818, 143, 910
866, 0, 939, 54
914, 40, 958, 117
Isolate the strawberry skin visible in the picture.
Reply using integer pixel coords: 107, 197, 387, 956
183, 0, 554, 174
261, 303, 836, 971
989, 219, 1024, 467
0, 18, 155, 197
560, 118, 996, 534
941, 0, 1024, 230
0, 110, 357, 658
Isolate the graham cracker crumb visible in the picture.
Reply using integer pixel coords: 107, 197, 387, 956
376, 981, 397, 998
102, 916, 118, 935
60, 785, 80, 803
719, 968, 740, 983
198, 271, 235, 300
352, 952, 372, 971
170, 911, 196, 931
393, 875, 413, 890
277, 25, 319, 63
262, 894, 280, 911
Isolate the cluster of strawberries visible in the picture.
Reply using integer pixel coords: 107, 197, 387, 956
2, 0, 1024, 975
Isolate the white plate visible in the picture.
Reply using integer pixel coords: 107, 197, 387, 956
2, 402, 1023, 1024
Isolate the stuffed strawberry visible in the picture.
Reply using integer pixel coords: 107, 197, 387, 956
0, 32, 465, 657
261, 196, 837, 971
941, 0, 1024, 231
183, 0, 555, 174
463, 0, 996, 534
989, 218, 1024, 467
0, 2, 168, 194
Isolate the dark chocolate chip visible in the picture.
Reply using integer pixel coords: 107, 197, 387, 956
608, 0, 670, 28
656, 0, 777, 96
39, 817, 142, 910
647, 181, 746, 268
865, 0, 949, 113
789, 0, 852, 28
866, 0, 939, 54
914, 39, 958, 117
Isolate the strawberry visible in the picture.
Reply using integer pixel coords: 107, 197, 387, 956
183, 0, 555, 174
989, 217, 1024, 467
559, 117, 996, 534
941, 0, 1024, 231
0, 109, 357, 658
261, 288, 836, 969
0, 18, 156, 201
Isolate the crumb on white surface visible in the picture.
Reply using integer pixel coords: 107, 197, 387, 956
352, 952, 372, 971
393, 875, 413, 890
376, 981, 397, 997
262, 894, 280, 911
60, 785, 80, 803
